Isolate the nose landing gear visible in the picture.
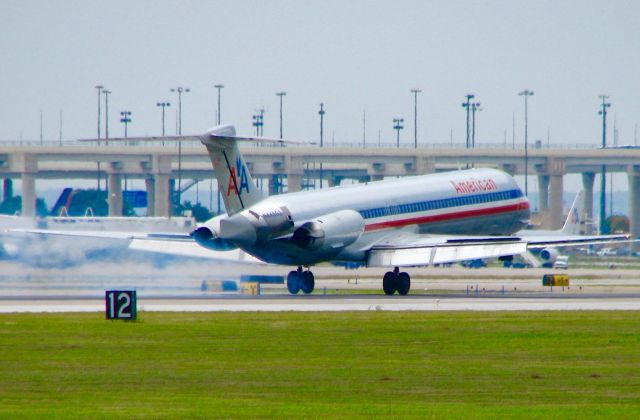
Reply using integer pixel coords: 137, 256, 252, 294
287, 266, 315, 295
382, 267, 411, 295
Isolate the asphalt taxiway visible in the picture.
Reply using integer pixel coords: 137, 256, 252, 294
3, 261, 640, 312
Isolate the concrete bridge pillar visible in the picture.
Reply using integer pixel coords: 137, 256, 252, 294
628, 165, 640, 252
19, 154, 38, 217
21, 173, 36, 217
549, 174, 564, 229
149, 155, 172, 217
537, 175, 549, 211
107, 165, 123, 217
414, 156, 435, 175
369, 162, 386, 181
285, 156, 304, 193
269, 175, 281, 195
547, 159, 566, 230
154, 174, 170, 216
287, 175, 302, 192
581, 172, 595, 227
145, 177, 155, 216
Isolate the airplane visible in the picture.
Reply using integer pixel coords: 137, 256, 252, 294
187, 125, 628, 295
6, 125, 629, 294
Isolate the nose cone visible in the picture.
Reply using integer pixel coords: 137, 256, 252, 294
219, 213, 256, 247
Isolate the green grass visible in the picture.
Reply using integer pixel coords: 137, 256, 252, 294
1, 311, 639, 418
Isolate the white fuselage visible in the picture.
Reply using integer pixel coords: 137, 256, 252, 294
224, 168, 530, 266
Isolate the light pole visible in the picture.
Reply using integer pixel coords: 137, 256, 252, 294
156, 102, 171, 142
598, 95, 611, 234
95, 85, 103, 145
171, 86, 190, 209
120, 111, 132, 138
411, 89, 421, 148
170, 86, 190, 135
461, 94, 475, 149
103, 89, 111, 144
252, 111, 264, 136
393, 118, 404, 148
319, 103, 325, 189
214, 84, 224, 125
471, 102, 481, 148
518, 89, 534, 197
276, 91, 286, 139
95, 85, 103, 191
319, 103, 325, 147
259, 108, 265, 136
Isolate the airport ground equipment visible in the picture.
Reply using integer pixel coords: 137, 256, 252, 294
542, 274, 570, 287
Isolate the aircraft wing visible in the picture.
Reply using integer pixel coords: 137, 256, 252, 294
4, 228, 192, 241
366, 231, 630, 267
521, 232, 630, 248
368, 233, 527, 267
2, 228, 264, 264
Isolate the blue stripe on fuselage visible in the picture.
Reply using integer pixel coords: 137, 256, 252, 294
358, 189, 523, 219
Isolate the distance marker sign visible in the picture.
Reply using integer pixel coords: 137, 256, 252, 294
105, 290, 137, 320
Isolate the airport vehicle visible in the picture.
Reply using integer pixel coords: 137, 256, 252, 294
553, 255, 569, 269
9, 125, 629, 295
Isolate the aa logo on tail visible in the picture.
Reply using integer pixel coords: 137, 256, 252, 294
227, 157, 250, 196
570, 207, 580, 224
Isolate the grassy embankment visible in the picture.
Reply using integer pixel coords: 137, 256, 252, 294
1, 311, 639, 418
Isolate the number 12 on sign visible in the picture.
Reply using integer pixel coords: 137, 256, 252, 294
105, 290, 137, 320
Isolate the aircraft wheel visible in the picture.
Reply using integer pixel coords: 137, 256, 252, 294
287, 270, 301, 294
301, 271, 315, 294
383, 271, 397, 295
397, 272, 411, 295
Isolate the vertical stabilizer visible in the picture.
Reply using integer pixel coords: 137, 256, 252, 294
50, 188, 74, 216
561, 190, 585, 235
200, 125, 264, 215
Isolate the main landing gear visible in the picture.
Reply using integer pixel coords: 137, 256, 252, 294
287, 266, 315, 295
383, 267, 411, 295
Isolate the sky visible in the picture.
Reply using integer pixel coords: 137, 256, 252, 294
2, 0, 639, 146
1, 0, 639, 209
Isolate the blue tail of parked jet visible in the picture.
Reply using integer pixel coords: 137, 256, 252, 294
50, 188, 74, 216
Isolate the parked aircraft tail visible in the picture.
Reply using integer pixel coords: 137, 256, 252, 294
560, 190, 585, 235
50, 188, 74, 216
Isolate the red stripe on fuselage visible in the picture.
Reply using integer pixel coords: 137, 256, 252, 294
364, 201, 530, 232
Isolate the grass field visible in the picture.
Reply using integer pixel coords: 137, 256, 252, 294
1, 311, 639, 418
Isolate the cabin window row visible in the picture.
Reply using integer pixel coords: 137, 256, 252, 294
360, 189, 521, 219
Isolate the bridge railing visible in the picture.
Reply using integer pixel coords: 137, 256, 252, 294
0, 139, 601, 150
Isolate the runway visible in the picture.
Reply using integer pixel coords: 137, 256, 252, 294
3, 261, 640, 312
2, 293, 640, 313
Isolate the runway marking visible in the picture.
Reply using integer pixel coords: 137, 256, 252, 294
2, 297, 640, 313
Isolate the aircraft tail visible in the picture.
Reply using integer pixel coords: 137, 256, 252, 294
200, 125, 264, 215
560, 190, 585, 235
50, 188, 74, 216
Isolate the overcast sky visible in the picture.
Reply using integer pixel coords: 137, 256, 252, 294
2, 0, 639, 147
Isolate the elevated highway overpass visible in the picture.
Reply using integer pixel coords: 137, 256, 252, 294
1, 141, 639, 247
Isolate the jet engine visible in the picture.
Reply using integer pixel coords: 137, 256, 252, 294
218, 206, 295, 247
191, 226, 237, 251
291, 209, 365, 252
540, 247, 559, 263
